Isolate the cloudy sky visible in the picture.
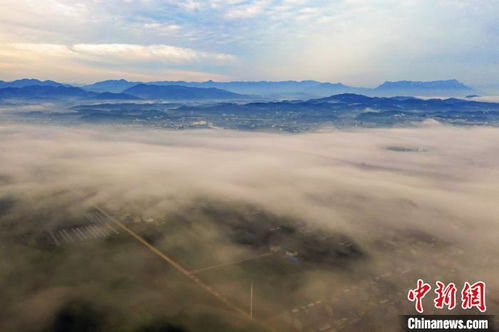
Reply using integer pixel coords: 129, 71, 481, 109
0, 0, 497, 85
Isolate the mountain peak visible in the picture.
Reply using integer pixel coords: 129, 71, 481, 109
376, 79, 472, 90
0, 78, 66, 88
123, 84, 244, 100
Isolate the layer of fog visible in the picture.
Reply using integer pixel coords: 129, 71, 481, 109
0, 123, 498, 331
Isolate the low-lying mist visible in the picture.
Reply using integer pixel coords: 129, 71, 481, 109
0, 123, 498, 331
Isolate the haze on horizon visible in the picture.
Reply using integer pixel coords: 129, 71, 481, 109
0, 0, 498, 87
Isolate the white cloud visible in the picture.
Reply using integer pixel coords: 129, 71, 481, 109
73, 43, 236, 63
143, 22, 181, 33
225, 2, 266, 18
2, 43, 235, 64
0, 0, 497, 85
4, 43, 73, 57
180, 0, 202, 11
74, 43, 191, 62
0, 42, 235, 82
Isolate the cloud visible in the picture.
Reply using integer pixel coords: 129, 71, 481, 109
0, 0, 497, 85
71, 43, 235, 63
143, 22, 182, 33
224, 1, 267, 18
2, 43, 74, 58
0, 42, 235, 82
180, 0, 202, 11
0, 124, 498, 330
1, 42, 235, 64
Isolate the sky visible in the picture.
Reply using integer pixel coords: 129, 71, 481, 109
0, 0, 498, 86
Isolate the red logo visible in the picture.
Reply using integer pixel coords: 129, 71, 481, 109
408, 280, 487, 313
434, 281, 457, 310
461, 281, 486, 312
407, 279, 432, 313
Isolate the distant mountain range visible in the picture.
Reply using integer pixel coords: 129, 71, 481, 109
81, 79, 355, 96
82, 79, 476, 98
82, 79, 140, 93
372, 79, 473, 96
0, 78, 69, 88
180, 93, 499, 115
0, 78, 483, 100
14, 93, 499, 131
148, 80, 356, 98
0, 81, 244, 101
0, 85, 139, 101
122, 84, 245, 100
